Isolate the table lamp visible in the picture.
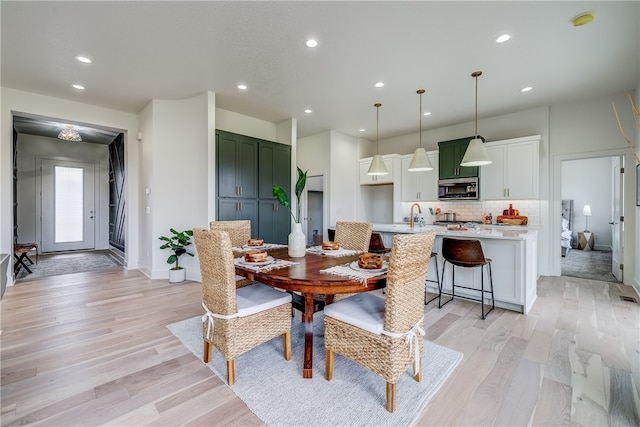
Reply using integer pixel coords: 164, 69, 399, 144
583, 204, 592, 232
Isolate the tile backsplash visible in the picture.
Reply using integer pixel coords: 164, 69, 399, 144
401, 200, 541, 226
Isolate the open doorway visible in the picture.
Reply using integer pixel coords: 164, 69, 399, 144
561, 155, 623, 282
306, 175, 324, 245
12, 113, 126, 280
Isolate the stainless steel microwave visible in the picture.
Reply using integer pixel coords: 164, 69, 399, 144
438, 177, 479, 200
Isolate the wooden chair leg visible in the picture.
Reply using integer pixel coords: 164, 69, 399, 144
325, 349, 334, 380
227, 360, 235, 386
386, 382, 396, 413
203, 340, 212, 363
283, 332, 291, 360
414, 357, 422, 382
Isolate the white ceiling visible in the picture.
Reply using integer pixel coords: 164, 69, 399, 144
2, 1, 639, 144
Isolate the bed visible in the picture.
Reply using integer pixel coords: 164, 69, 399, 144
561, 200, 573, 257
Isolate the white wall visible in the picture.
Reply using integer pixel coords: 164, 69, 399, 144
147, 94, 212, 281
298, 131, 331, 237
329, 131, 360, 225
15, 135, 110, 250
1, 87, 140, 288
216, 108, 277, 141
562, 157, 615, 250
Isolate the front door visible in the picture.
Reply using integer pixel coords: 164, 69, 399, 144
611, 156, 623, 281
41, 159, 96, 252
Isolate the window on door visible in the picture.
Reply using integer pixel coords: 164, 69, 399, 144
54, 166, 84, 243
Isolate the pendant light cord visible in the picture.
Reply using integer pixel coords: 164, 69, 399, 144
375, 103, 381, 153
419, 91, 423, 148
471, 71, 482, 139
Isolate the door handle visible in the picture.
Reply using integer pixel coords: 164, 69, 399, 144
609, 222, 615, 225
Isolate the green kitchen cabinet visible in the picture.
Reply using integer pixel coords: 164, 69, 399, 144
216, 130, 291, 243
258, 141, 291, 243
217, 131, 258, 199
258, 199, 291, 244
259, 141, 291, 199
217, 198, 258, 237
438, 136, 482, 179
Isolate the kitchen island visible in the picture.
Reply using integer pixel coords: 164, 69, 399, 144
369, 223, 538, 314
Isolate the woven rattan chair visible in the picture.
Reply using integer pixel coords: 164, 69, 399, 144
194, 227, 292, 385
209, 220, 251, 247
334, 221, 373, 252
332, 221, 374, 303
210, 220, 253, 288
324, 231, 436, 412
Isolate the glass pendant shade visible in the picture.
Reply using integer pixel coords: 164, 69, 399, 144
58, 125, 82, 141
460, 138, 492, 166
408, 147, 433, 171
460, 71, 491, 167
367, 103, 389, 176
367, 154, 388, 175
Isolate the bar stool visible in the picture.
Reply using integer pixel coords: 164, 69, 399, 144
439, 237, 494, 319
424, 252, 440, 305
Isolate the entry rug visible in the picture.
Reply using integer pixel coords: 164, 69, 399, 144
167, 313, 462, 426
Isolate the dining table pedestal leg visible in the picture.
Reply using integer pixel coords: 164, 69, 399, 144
303, 292, 314, 378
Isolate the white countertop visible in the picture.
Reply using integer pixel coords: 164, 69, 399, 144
370, 223, 538, 240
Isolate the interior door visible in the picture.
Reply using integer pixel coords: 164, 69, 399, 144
41, 159, 96, 252
611, 156, 623, 281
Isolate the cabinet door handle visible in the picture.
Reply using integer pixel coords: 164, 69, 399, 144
239, 201, 242, 211
507, 188, 510, 197
239, 185, 242, 196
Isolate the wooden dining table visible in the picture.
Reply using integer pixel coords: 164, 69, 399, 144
233, 247, 387, 378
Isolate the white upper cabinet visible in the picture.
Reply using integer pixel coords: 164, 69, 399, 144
480, 135, 540, 200
359, 155, 398, 185
400, 150, 439, 201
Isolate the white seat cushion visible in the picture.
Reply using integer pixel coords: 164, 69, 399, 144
324, 293, 385, 335
236, 283, 292, 317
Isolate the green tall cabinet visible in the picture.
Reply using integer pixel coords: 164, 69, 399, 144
216, 130, 291, 243
437, 136, 482, 179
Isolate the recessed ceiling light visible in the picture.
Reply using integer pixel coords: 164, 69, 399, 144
423, 112, 431, 116
305, 39, 318, 48
495, 34, 511, 43
304, 109, 312, 114
375, 82, 384, 88
359, 128, 365, 132
521, 86, 533, 92
237, 84, 248, 90
75, 56, 92, 64
72, 84, 85, 90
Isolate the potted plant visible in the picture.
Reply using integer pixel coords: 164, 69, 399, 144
273, 167, 308, 257
159, 228, 194, 283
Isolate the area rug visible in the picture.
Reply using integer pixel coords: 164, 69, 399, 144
561, 249, 617, 282
167, 313, 463, 426
15, 251, 122, 280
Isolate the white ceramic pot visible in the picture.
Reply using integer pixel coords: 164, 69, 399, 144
169, 268, 186, 283
288, 223, 306, 258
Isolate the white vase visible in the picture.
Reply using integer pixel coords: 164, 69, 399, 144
288, 223, 306, 258
169, 268, 186, 283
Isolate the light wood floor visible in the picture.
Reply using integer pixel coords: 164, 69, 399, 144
1, 268, 639, 426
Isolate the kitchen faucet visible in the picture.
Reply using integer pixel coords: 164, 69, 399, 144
410, 203, 422, 228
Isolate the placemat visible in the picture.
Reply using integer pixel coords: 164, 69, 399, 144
234, 257, 298, 272
320, 264, 387, 285
306, 246, 361, 257
232, 243, 288, 254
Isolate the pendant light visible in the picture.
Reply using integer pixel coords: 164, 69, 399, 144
58, 124, 82, 141
367, 103, 389, 175
460, 71, 492, 166
408, 89, 434, 171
